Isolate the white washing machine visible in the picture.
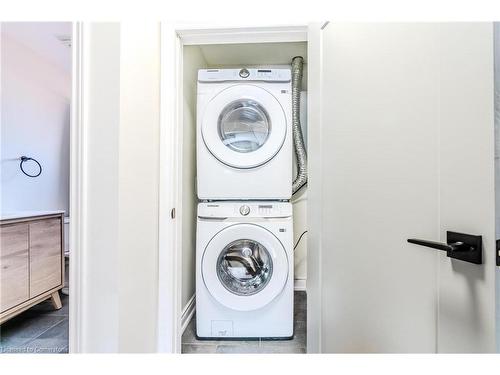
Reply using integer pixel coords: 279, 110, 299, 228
197, 68, 292, 200
196, 201, 294, 339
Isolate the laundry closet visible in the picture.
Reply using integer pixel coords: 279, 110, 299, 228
160, 23, 498, 354
173, 32, 309, 351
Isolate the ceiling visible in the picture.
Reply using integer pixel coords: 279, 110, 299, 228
1, 22, 72, 73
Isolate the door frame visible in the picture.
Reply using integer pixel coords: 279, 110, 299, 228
0, 20, 84, 353
157, 23, 309, 353
305, 21, 326, 354
493, 22, 500, 353
69, 21, 84, 353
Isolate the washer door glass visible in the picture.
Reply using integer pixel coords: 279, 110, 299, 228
218, 100, 271, 153
217, 239, 273, 296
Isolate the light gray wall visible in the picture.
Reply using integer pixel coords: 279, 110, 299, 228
1, 31, 71, 214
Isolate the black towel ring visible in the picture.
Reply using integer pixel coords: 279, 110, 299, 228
20, 156, 42, 178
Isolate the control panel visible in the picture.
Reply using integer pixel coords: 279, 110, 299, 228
198, 68, 291, 83
198, 202, 292, 219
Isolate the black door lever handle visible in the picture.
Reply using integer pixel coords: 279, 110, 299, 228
407, 231, 482, 264
407, 238, 473, 252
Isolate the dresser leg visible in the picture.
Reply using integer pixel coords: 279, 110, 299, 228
50, 291, 62, 310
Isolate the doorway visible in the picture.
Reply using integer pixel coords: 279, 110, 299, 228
158, 24, 310, 353
0, 22, 72, 353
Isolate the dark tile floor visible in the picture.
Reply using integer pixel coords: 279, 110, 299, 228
182, 291, 306, 354
0, 294, 69, 354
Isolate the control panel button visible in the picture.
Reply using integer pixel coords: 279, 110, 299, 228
239, 68, 250, 78
258, 204, 273, 215
239, 205, 250, 216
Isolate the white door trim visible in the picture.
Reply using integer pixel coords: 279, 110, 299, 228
305, 22, 324, 354
157, 23, 183, 353
177, 25, 307, 45
69, 21, 84, 353
157, 23, 309, 353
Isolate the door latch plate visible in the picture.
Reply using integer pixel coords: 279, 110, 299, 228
447, 231, 482, 265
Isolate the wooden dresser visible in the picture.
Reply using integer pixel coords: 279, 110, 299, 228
1, 212, 65, 324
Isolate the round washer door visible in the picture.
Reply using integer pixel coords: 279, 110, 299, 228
202, 223, 289, 311
201, 85, 287, 169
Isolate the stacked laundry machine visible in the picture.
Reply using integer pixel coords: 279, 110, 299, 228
196, 63, 304, 339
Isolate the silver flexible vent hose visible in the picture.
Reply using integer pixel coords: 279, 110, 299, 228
291, 56, 307, 194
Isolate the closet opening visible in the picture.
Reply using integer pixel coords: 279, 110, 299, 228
0, 22, 72, 354
173, 32, 309, 354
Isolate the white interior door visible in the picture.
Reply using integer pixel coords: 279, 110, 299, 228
308, 22, 497, 353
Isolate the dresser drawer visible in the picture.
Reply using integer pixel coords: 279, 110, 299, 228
1, 224, 29, 312
29, 218, 63, 298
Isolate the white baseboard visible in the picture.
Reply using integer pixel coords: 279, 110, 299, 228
294, 279, 306, 291
181, 294, 196, 334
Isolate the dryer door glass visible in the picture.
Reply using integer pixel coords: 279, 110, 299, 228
218, 100, 271, 153
216, 239, 273, 296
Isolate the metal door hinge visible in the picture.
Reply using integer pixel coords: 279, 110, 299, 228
170, 208, 176, 219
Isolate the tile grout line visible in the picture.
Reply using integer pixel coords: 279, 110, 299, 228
24, 316, 68, 344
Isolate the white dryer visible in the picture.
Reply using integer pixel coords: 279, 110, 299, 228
197, 68, 292, 200
196, 201, 293, 339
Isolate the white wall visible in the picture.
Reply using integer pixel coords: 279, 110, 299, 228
79, 22, 121, 353
1, 31, 71, 214
78, 22, 161, 353
118, 22, 160, 353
